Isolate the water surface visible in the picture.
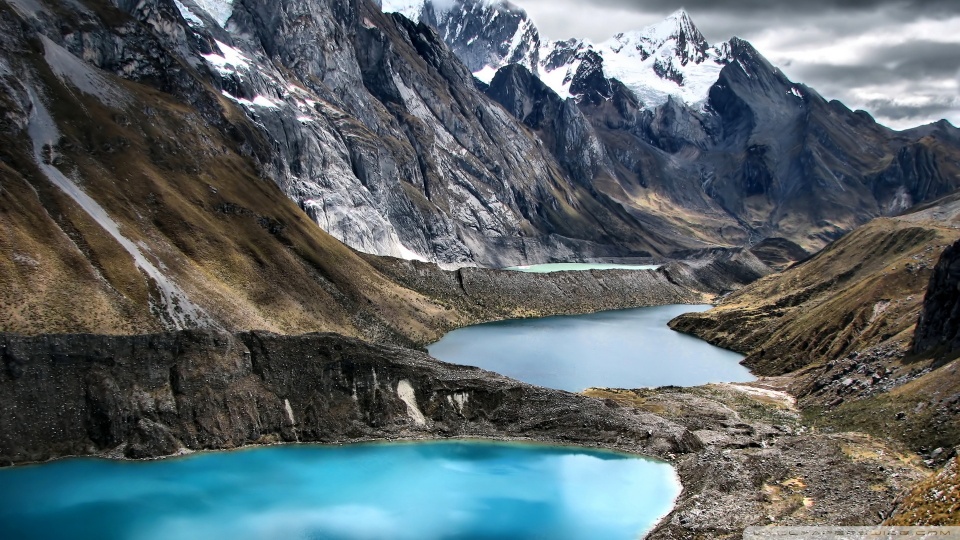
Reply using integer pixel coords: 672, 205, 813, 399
0, 441, 680, 540
505, 263, 660, 272
429, 305, 753, 391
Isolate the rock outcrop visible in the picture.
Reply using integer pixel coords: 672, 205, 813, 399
668, 195, 960, 456
913, 239, 960, 359
0, 330, 927, 536
0, 330, 698, 464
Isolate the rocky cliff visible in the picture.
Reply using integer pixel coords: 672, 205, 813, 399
0, 329, 926, 536
913, 238, 960, 360
0, 330, 698, 463
407, 0, 960, 254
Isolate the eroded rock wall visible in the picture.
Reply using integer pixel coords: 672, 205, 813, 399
0, 330, 697, 464
913, 239, 960, 360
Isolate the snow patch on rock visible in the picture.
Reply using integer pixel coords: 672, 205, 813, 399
174, 0, 205, 27
202, 40, 250, 75
193, 0, 233, 27
41, 36, 129, 107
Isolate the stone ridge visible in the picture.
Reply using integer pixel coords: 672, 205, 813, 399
913, 239, 960, 359
0, 330, 696, 464
0, 330, 926, 536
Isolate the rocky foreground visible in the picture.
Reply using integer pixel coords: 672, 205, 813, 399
0, 329, 926, 538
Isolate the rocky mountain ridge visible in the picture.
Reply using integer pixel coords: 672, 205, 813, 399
8, 0, 787, 338
396, 0, 960, 258
4, 0, 958, 274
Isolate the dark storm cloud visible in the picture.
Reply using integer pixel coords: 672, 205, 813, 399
862, 40, 960, 77
789, 41, 960, 85
864, 98, 958, 121
573, 0, 960, 15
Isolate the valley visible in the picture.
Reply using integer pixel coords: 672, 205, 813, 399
0, 0, 959, 537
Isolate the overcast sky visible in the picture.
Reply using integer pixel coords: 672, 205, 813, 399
515, 0, 960, 130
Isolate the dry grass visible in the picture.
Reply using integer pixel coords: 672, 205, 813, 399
672, 217, 960, 376
1, 43, 463, 342
887, 455, 960, 525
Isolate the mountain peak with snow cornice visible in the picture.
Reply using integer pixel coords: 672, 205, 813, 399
387, 0, 731, 108
382, 0, 542, 78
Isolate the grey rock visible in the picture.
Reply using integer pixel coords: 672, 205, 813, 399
913, 238, 960, 359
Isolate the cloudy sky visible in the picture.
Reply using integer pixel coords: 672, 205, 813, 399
516, 0, 960, 130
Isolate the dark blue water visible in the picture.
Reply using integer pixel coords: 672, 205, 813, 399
504, 263, 660, 272
428, 304, 753, 391
0, 441, 679, 540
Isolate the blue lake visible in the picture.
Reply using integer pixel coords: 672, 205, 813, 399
0, 441, 680, 540
429, 304, 753, 391
505, 263, 660, 272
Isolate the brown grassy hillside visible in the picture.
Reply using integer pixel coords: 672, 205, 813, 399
670, 205, 960, 377
0, 16, 465, 343
669, 196, 960, 452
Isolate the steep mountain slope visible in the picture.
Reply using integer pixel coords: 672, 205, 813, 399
3, 0, 744, 340
220, 0, 674, 265
9, 0, 704, 269
0, 0, 453, 343
669, 194, 960, 455
400, 0, 960, 255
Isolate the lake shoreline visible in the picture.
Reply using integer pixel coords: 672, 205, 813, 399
0, 329, 924, 538
427, 304, 754, 392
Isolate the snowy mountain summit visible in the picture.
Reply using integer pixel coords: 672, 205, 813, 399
382, 0, 542, 82
381, 0, 732, 108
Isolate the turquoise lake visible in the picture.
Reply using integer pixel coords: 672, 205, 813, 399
0, 440, 680, 540
505, 263, 660, 272
428, 304, 754, 391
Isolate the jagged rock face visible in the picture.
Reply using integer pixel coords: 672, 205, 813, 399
1, 0, 684, 272
913, 239, 960, 358
485, 64, 613, 188
0, 330, 697, 463
386, 0, 541, 77
183, 0, 708, 264
448, 2, 960, 253
567, 50, 611, 105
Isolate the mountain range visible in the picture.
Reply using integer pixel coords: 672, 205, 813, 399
386, 0, 960, 260
3, 0, 960, 531
4, 0, 956, 278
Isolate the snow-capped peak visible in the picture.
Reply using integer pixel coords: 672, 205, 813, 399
387, 0, 734, 109
566, 9, 725, 107
622, 8, 706, 56
532, 7, 729, 108
385, 0, 541, 78
380, 0, 426, 22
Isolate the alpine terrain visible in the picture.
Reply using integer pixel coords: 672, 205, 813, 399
387, 0, 960, 264
1, 0, 960, 537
